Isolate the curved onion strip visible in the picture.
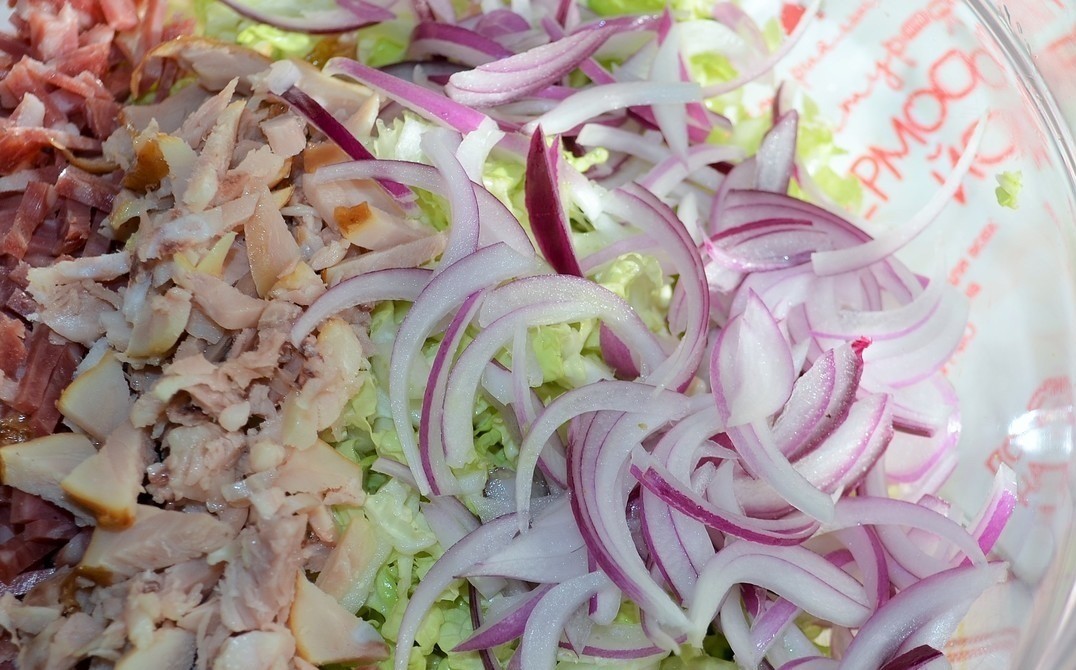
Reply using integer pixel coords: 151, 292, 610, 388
289, 267, 431, 345
514, 381, 689, 529
960, 463, 1017, 564
838, 563, 1007, 668
526, 130, 583, 276
308, 158, 535, 257
774, 342, 863, 459
446, 18, 652, 107
828, 496, 987, 567
409, 22, 515, 67
442, 289, 665, 470
688, 541, 872, 644
217, 0, 393, 33
701, 0, 821, 98
606, 184, 709, 392
735, 393, 892, 518
572, 404, 708, 631
778, 659, 838, 670
517, 572, 613, 670
325, 57, 493, 133
711, 290, 795, 426
878, 645, 946, 670
639, 144, 742, 198
454, 585, 555, 652
530, 82, 703, 136
481, 364, 568, 487
558, 622, 674, 660
391, 245, 534, 494
420, 293, 483, 495
632, 461, 819, 545
756, 111, 798, 194
422, 129, 481, 269
811, 119, 985, 276
272, 83, 414, 206
465, 546, 590, 582
394, 515, 521, 670
476, 275, 667, 372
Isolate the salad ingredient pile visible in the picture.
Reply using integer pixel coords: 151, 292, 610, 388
0, 0, 1019, 669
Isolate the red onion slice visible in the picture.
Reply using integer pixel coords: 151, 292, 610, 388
325, 57, 493, 133
688, 541, 872, 644
394, 514, 521, 670
525, 130, 583, 276
446, 16, 654, 107
218, 0, 393, 34
408, 22, 515, 67
289, 267, 431, 345
838, 563, 1006, 669
711, 290, 795, 426
391, 244, 536, 493
756, 111, 798, 194
517, 572, 613, 670
531, 82, 703, 136
454, 585, 555, 652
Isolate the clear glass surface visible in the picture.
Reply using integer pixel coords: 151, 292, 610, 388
774, 0, 1076, 666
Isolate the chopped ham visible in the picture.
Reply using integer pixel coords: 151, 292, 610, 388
114, 626, 196, 670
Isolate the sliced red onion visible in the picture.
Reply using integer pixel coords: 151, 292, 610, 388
570, 405, 708, 632
649, 23, 689, 158
390, 245, 536, 494
688, 540, 871, 644
446, 16, 654, 107
878, 645, 946, 670
481, 363, 569, 488
517, 572, 613, 670
325, 57, 492, 133
514, 381, 688, 528
773, 342, 864, 459
632, 460, 819, 545
440, 283, 667, 472
638, 144, 742, 198
756, 111, 798, 194
961, 463, 1017, 563
525, 130, 583, 276
559, 622, 674, 660
838, 563, 1006, 669
217, 0, 393, 33
829, 496, 987, 568
371, 456, 419, 488
599, 325, 641, 379
812, 119, 985, 276
469, 9, 532, 38
289, 267, 431, 345
455, 585, 555, 652
711, 290, 794, 426
421, 129, 481, 269
531, 82, 703, 136
272, 83, 414, 207
734, 393, 892, 518
701, 0, 821, 98
605, 184, 709, 392
409, 22, 515, 67
394, 514, 521, 670
707, 218, 830, 274
420, 293, 484, 496
640, 487, 711, 600
466, 545, 589, 582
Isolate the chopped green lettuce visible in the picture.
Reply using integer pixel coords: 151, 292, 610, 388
995, 170, 1023, 209
189, 0, 316, 59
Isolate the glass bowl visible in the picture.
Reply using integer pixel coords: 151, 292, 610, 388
774, 0, 1076, 666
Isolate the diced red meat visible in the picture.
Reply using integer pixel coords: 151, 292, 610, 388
26, 340, 81, 436
0, 182, 51, 259
55, 166, 118, 211
0, 315, 26, 377
10, 324, 62, 417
